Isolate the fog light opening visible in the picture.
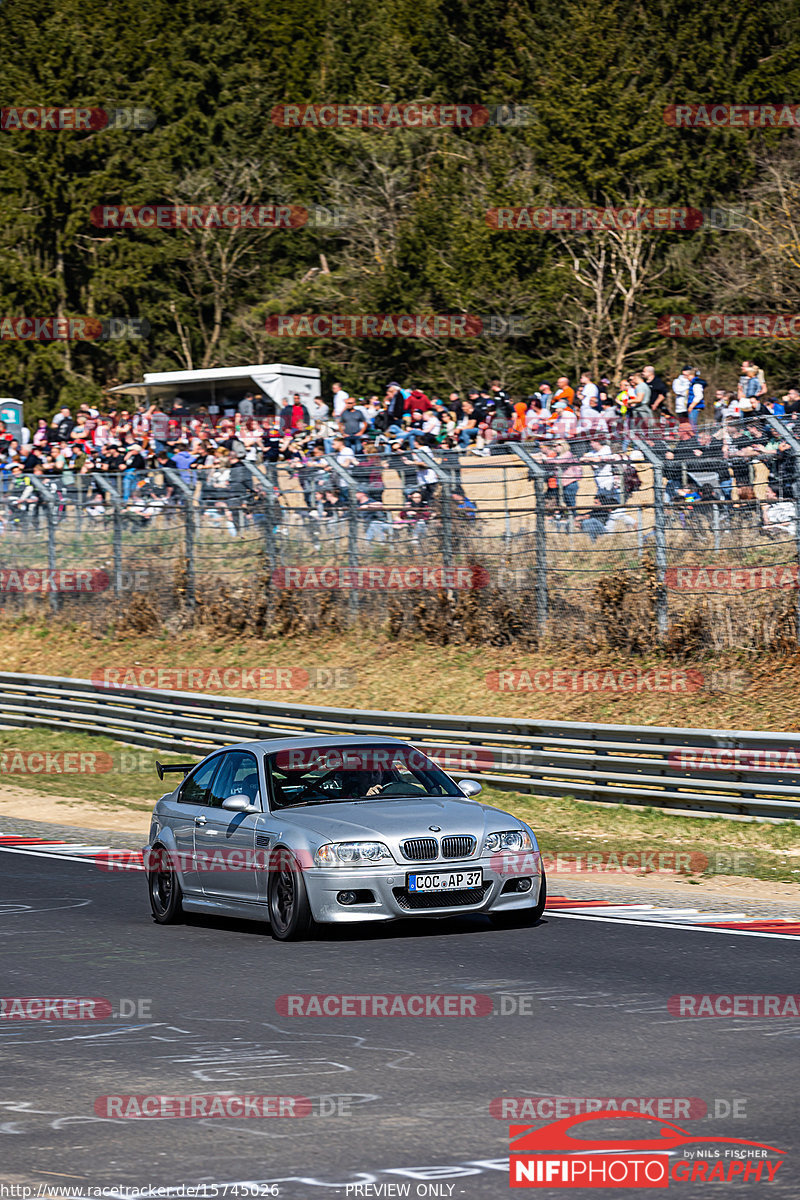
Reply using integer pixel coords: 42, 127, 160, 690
337, 891, 358, 906
502, 877, 533, 894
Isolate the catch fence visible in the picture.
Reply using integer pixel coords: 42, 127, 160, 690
1, 413, 798, 649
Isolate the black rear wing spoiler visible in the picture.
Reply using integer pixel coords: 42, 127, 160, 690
156, 761, 195, 781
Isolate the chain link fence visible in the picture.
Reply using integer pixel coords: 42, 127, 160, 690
1, 412, 799, 650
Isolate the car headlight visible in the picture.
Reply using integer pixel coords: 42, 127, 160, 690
483, 829, 533, 854
314, 841, 393, 867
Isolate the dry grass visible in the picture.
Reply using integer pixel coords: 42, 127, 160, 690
2, 614, 798, 731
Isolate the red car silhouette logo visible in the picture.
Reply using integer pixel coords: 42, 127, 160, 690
511, 1110, 784, 1155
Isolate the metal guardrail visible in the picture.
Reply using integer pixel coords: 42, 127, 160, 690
0, 671, 798, 821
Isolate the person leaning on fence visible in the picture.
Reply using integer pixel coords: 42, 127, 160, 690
452, 490, 477, 521
582, 439, 620, 504
576, 495, 615, 542
396, 489, 431, 541
553, 439, 582, 511
761, 484, 797, 538
354, 489, 392, 544
6, 464, 39, 530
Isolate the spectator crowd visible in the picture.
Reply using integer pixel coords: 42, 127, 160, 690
1, 358, 799, 542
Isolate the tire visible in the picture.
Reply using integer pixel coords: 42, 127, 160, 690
148, 849, 184, 924
491, 870, 547, 929
268, 851, 313, 941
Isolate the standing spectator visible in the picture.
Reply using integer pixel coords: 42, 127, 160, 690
672, 365, 693, 419
553, 376, 575, 408
331, 382, 350, 417
132, 403, 154, 440
687, 369, 706, 429
629, 371, 653, 428
741, 359, 767, 398
307, 395, 329, 422
50, 406, 74, 443
489, 378, 511, 417
173, 440, 196, 484
738, 365, 762, 412
406, 388, 433, 415
579, 371, 599, 409
642, 365, 669, 417
339, 396, 368, 452
121, 436, 147, 499
385, 384, 406, 426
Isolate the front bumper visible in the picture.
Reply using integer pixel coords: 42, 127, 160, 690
304, 855, 543, 923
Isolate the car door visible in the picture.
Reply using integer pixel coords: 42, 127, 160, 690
194, 749, 263, 903
170, 755, 225, 897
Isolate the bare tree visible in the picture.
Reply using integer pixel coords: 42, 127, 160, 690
167, 160, 291, 369
553, 212, 668, 381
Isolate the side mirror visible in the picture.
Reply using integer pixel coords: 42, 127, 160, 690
221, 796, 259, 814
457, 779, 482, 797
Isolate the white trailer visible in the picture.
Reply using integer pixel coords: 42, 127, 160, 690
109, 363, 321, 412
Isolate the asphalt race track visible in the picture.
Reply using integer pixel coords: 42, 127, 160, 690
1, 851, 798, 1198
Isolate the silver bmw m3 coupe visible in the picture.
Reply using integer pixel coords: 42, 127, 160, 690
145, 735, 546, 940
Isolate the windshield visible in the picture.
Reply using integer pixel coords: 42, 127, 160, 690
268, 744, 465, 808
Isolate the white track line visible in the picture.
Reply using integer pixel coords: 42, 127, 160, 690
547, 910, 800, 941
1, 844, 798, 938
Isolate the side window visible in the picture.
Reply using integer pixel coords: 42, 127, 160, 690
206, 750, 261, 810
178, 757, 222, 806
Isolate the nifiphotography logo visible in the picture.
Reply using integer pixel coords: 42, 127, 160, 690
509, 1111, 784, 1188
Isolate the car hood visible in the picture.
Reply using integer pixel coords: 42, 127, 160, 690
279, 795, 500, 849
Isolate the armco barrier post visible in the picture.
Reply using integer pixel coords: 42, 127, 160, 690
509, 443, 548, 636
162, 468, 196, 612
91, 472, 124, 597
630, 435, 668, 639
767, 416, 800, 645
27, 475, 59, 614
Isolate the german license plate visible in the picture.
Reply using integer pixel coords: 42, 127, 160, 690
407, 869, 483, 892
